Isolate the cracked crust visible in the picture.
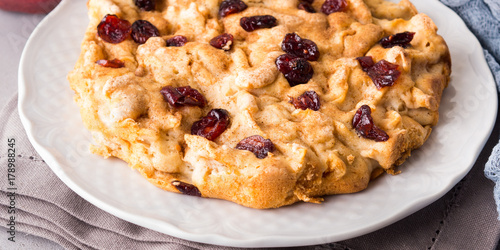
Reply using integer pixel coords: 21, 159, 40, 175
68, 0, 451, 209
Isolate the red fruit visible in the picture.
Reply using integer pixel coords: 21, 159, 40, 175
356, 57, 400, 89
380, 32, 416, 49
352, 105, 389, 142
356, 56, 375, 72
172, 181, 201, 197
97, 14, 131, 44
166, 35, 188, 47
131, 20, 160, 44
289, 90, 321, 111
281, 33, 320, 61
219, 0, 248, 17
134, 0, 155, 11
367, 60, 400, 89
276, 54, 314, 86
321, 0, 348, 15
298, 2, 316, 13
235, 135, 275, 159
209, 33, 234, 50
160, 86, 207, 108
191, 109, 230, 141
96, 59, 125, 68
240, 15, 278, 32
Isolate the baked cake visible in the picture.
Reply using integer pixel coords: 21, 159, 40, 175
68, 0, 451, 208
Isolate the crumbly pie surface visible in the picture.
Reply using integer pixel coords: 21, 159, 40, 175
68, 0, 451, 208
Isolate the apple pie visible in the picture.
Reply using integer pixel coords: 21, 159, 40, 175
68, 0, 451, 208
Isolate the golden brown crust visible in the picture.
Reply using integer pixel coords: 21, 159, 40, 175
68, 0, 451, 209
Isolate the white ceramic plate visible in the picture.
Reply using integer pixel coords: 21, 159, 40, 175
18, 0, 498, 247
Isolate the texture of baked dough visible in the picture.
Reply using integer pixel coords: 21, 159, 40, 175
68, 0, 451, 208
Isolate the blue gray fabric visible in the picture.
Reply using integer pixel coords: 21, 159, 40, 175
440, 0, 500, 218
440, 0, 500, 62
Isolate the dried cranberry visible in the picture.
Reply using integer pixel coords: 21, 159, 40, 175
160, 86, 207, 108
209, 33, 234, 50
281, 33, 320, 61
380, 32, 415, 49
276, 54, 314, 86
235, 135, 275, 159
134, 0, 155, 11
131, 20, 160, 44
172, 181, 201, 197
97, 14, 131, 44
240, 15, 278, 32
367, 60, 400, 89
96, 59, 125, 68
289, 90, 320, 111
321, 0, 348, 15
352, 105, 389, 142
219, 0, 248, 18
166, 35, 188, 47
191, 109, 230, 141
298, 2, 316, 13
356, 56, 375, 71
356, 57, 400, 89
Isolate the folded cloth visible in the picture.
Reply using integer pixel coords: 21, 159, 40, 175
441, 0, 500, 62
485, 0, 500, 22
485, 51, 500, 219
441, 0, 500, 219
2, 0, 500, 249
